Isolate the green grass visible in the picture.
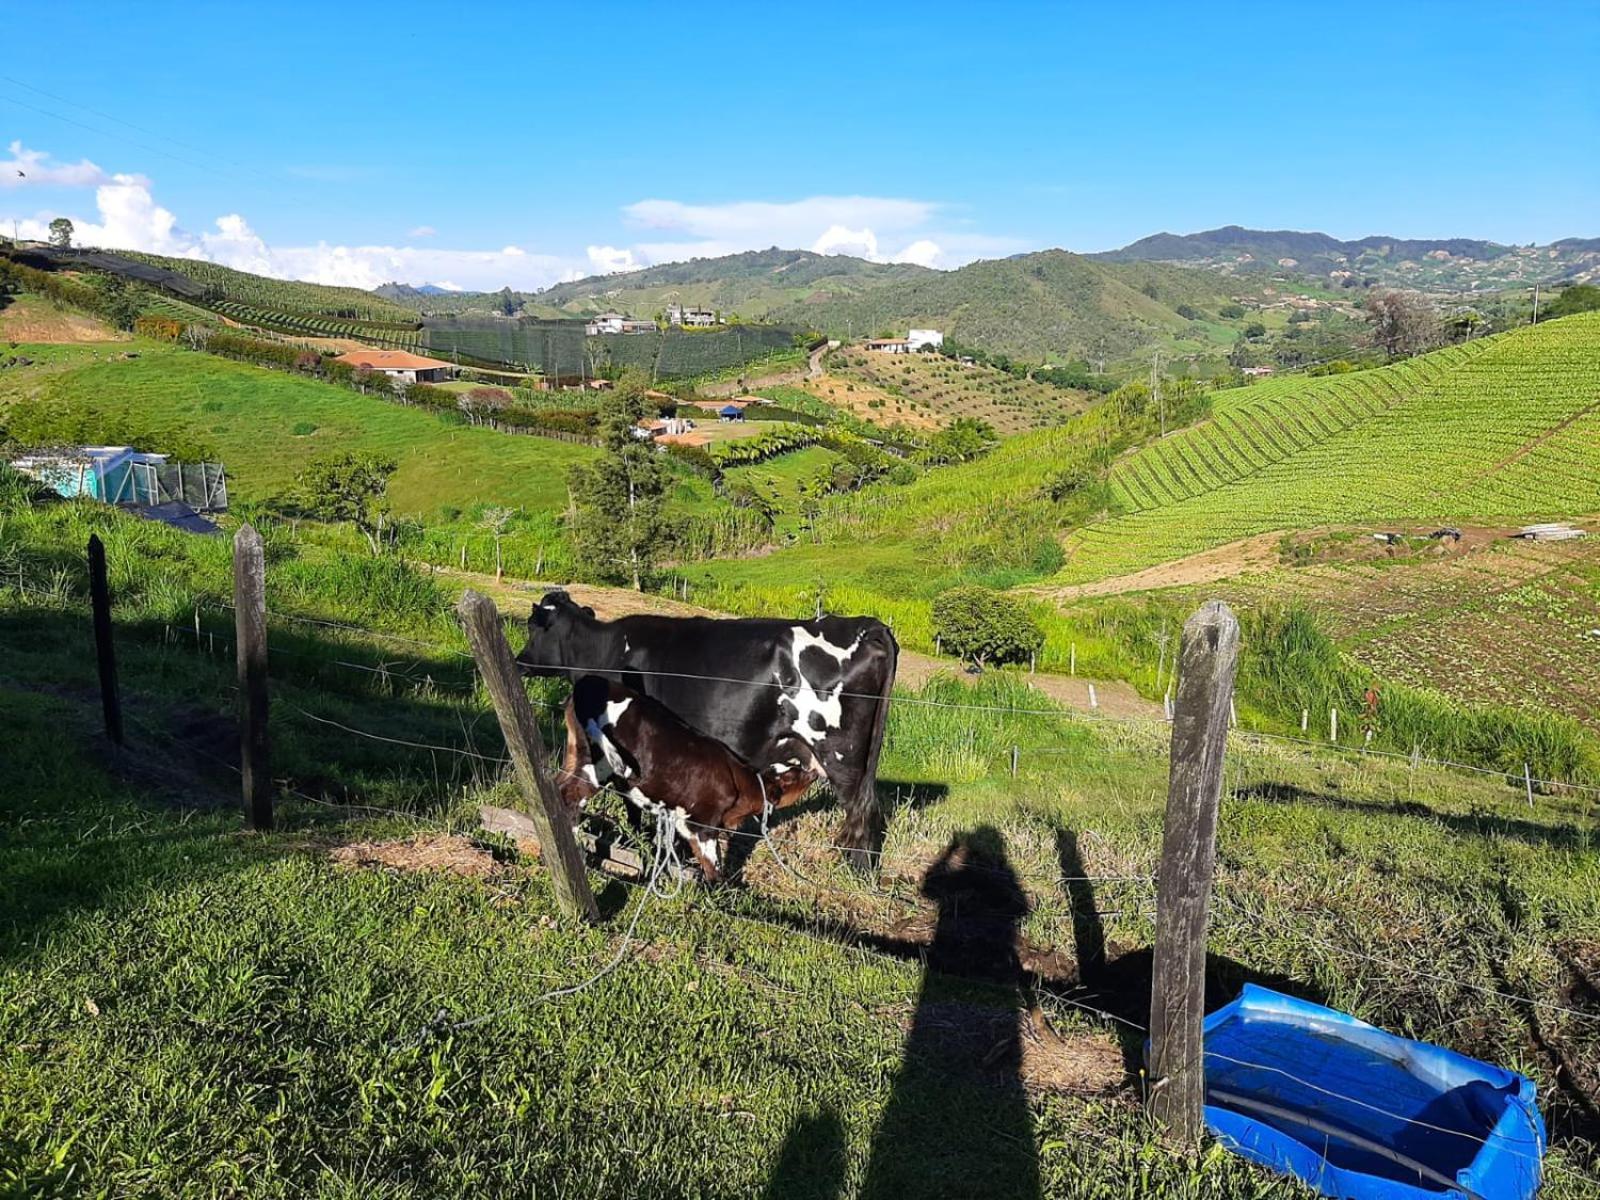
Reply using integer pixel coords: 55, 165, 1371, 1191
0, 341, 597, 520
1060, 313, 1600, 584
2, 506, 1597, 1196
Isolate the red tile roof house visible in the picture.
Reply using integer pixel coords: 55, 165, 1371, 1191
333, 349, 457, 384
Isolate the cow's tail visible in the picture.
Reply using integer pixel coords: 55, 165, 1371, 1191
840, 624, 898, 875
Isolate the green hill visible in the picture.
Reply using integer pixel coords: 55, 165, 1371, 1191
1094, 225, 1600, 291
768, 250, 1255, 365
1057, 312, 1600, 583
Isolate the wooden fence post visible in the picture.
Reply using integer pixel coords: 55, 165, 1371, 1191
86, 534, 123, 746
457, 589, 598, 922
233, 525, 273, 831
1148, 599, 1240, 1147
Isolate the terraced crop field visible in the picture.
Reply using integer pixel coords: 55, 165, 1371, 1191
117, 251, 417, 322
210, 300, 425, 348
1058, 314, 1600, 584
828, 349, 1090, 434
1187, 536, 1600, 729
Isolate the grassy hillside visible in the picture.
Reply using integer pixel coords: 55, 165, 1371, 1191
526, 248, 932, 320
0, 342, 599, 519
1, 506, 1595, 1197
769, 250, 1253, 365
1056, 313, 1600, 584
116, 249, 418, 321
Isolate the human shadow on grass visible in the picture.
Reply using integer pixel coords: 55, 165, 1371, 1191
762, 1106, 848, 1200
1237, 779, 1595, 854
857, 825, 1041, 1200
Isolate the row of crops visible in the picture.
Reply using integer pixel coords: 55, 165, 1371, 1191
1058, 315, 1600, 584
421, 318, 798, 379
209, 300, 424, 348
116, 251, 417, 322
1109, 338, 1500, 511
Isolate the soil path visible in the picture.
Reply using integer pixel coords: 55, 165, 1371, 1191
433, 567, 1160, 720
1026, 532, 1287, 602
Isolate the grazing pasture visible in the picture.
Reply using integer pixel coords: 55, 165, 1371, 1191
0, 504, 1596, 1197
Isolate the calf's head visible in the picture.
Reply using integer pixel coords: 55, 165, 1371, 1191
515, 590, 597, 677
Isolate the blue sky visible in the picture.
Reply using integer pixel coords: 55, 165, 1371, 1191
3, 0, 1595, 290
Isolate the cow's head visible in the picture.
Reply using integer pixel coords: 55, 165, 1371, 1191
515, 590, 597, 677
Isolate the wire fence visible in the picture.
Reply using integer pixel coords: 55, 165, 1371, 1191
3, 569, 1598, 1186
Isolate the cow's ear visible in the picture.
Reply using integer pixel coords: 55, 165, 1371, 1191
580, 605, 596, 619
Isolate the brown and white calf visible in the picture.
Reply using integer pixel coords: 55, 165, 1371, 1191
557, 675, 813, 881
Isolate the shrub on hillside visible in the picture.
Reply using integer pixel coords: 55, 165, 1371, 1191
932, 586, 1043, 667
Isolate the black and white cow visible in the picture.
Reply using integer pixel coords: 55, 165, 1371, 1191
516, 591, 899, 871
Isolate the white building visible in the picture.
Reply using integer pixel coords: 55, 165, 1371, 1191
666, 303, 717, 328
585, 312, 657, 336
907, 328, 944, 351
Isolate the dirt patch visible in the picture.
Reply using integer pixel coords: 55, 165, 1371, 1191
1035, 532, 1287, 601
901, 1000, 1125, 1095
329, 833, 500, 878
0, 295, 128, 343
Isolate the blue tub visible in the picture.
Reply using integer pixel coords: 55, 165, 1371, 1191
1197, 985, 1545, 1200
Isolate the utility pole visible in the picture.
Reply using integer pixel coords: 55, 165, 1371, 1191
1532, 283, 1540, 326
1152, 350, 1164, 438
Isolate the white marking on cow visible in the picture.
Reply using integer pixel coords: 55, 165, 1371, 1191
603, 697, 632, 728
834, 751, 845, 761
588, 716, 632, 780
623, 635, 630, 653
791, 625, 862, 666
697, 833, 719, 867
581, 763, 601, 786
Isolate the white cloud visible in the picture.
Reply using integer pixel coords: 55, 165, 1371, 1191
812, 224, 880, 259
2, 162, 578, 291
408, 224, 436, 238
586, 244, 639, 274
1, 141, 113, 189
890, 238, 944, 268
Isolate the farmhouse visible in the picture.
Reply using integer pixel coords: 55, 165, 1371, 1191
633, 416, 696, 440
584, 312, 657, 336
865, 337, 910, 354
1242, 365, 1276, 378
666, 303, 717, 328
717, 403, 746, 421
332, 349, 455, 384
907, 328, 944, 351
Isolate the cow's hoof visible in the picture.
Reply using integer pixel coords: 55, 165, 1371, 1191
840, 845, 880, 878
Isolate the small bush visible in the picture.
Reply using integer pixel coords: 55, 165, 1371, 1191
292, 421, 318, 436
932, 586, 1044, 667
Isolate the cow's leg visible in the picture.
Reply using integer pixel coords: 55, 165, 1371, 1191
557, 704, 601, 816
832, 763, 885, 876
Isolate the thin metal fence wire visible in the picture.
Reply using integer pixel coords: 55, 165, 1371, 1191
11, 573, 1600, 798
1213, 892, 1600, 1026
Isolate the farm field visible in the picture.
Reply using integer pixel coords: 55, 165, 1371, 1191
1, 504, 1597, 1197
0, 294, 127, 343
827, 348, 1092, 434
0, 339, 602, 519
1058, 313, 1600, 584
1180, 533, 1600, 731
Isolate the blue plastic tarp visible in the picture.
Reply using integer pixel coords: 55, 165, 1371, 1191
1196, 985, 1545, 1200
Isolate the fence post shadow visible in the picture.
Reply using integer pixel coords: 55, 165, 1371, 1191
856, 824, 1041, 1200
1054, 828, 1107, 988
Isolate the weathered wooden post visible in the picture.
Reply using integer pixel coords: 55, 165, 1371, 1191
233, 525, 273, 831
457, 589, 598, 922
86, 534, 123, 746
1148, 599, 1240, 1147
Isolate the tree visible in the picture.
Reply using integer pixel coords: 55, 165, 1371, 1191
1365, 289, 1440, 358
297, 451, 397, 555
1546, 284, 1600, 320
497, 287, 519, 317
1219, 303, 1246, 319
97, 275, 144, 331
48, 218, 73, 249
479, 505, 515, 581
566, 375, 665, 589
932, 586, 1043, 668
1242, 322, 1267, 339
